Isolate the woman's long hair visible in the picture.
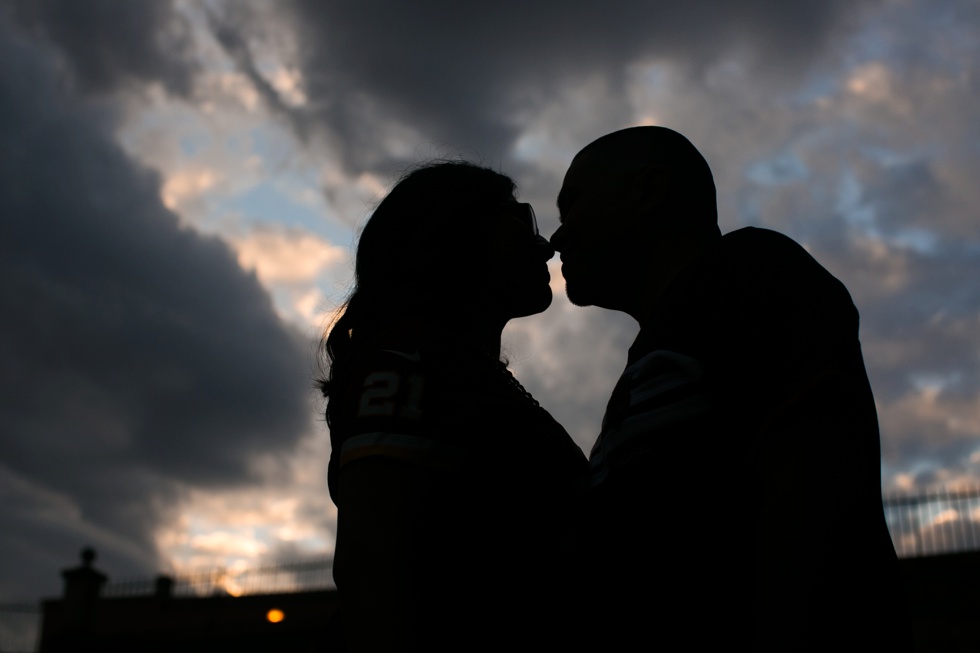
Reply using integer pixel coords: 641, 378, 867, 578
318, 161, 517, 428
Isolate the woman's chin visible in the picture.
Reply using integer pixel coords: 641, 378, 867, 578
507, 288, 553, 319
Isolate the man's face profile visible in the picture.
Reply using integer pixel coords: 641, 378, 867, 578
552, 151, 637, 310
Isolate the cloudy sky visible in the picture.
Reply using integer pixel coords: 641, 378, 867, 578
1, 0, 978, 603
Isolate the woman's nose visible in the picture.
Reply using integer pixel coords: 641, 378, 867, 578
533, 234, 555, 260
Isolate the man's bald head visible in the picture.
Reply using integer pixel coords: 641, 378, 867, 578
553, 126, 721, 320
572, 126, 718, 236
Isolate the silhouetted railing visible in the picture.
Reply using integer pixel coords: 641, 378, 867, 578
884, 486, 980, 557
102, 557, 334, 598
47, 485, 980, 607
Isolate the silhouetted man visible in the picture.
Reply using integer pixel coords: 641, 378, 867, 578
551, 126, 908, 650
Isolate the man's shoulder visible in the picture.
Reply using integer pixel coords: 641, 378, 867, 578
719, 226, 851, 303
721, 226, 813, 265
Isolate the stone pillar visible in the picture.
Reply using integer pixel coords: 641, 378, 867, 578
41, 547, 109, 651
61, 547, 108, 608
154, 574, 175, 599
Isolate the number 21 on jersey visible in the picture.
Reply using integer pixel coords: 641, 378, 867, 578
358, 371, 425, 418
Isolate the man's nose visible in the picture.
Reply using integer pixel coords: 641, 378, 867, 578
550, 224, 566, 252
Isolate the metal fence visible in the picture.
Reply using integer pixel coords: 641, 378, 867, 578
883, 486, 980, 557
101, 557, 334, 599
11, 486, 979, 608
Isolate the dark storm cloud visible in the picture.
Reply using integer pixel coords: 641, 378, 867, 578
0, 20, 310, 597
730, 142, 980, 477
218, 0, 879, 175
739, 169, 980, 479
206, 6, 309, 138
238, 0, 979, 491
5, 0, 197, 97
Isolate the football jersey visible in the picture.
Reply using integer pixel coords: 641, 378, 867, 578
586, 227, 906, 649
328, 325, 587, 506
327, 321, 588, 648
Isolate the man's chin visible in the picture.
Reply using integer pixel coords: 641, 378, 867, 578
564, 283, 595, 308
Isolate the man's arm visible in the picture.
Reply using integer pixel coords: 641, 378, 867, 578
752, 371, 893, 650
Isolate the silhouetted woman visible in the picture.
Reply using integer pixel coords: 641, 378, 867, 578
319, 161, 587, 651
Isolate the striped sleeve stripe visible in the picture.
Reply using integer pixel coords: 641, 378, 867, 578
338, 432, 466, 471
628, 375, 702, 415
611, 394, 711, 451
620, 351, 708, 438
590, 351, 710, 485
626, 350, 704, 383
590, 394, 712, 486
629, 372, 693, 405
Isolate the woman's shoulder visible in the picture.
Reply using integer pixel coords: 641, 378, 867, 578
327, 322, 489, 458
345, 319, 467, 368
326, 328, 586, 490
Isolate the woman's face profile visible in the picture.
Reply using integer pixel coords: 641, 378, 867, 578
474, 201, 554, 320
